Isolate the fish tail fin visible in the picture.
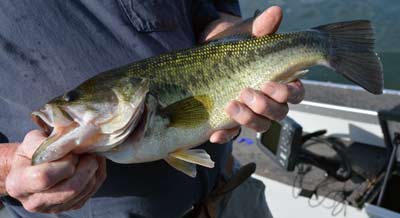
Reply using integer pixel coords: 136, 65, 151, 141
313, 20, 383, 94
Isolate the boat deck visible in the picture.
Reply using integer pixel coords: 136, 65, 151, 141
232, 127, 388, 209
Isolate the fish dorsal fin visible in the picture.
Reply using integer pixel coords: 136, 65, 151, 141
164, 156, 197, 177
170, 149, 215, 168
160, 95, 213, 128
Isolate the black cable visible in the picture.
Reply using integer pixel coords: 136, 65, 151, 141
290, 130, 367, 216
299, 136, 353, 181
292, 163, 311, 199
301, 129, 327, 144
291, 162, 356, 217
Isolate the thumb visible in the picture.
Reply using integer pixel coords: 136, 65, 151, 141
253, 6, 283, 37
19, 130, 48, 159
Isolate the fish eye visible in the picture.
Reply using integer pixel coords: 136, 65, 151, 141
63, 90, 79, 102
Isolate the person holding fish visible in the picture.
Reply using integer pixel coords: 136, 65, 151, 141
0, 0, 382, 217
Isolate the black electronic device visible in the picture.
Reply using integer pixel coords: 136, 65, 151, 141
256, 116, 352, 181
256, 116, 303, 171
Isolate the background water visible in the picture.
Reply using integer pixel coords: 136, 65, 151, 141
239, 0, 400, 90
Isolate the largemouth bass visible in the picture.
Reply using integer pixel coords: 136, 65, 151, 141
31, 20, 383, 177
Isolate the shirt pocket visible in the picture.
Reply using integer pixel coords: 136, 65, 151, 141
117, 0, 178, 32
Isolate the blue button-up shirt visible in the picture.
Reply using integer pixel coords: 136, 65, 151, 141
0, 0, 240, 217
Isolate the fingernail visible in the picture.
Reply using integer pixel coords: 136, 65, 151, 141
241, 90, 255, 104
226, 102, 240, 116
265, 6, 275, 15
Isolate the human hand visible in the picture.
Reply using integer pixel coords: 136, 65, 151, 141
5, 130, 107, 213
208, 6, 305, 143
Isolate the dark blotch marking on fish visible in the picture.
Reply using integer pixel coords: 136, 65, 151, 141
194, 70, 208, 86
212, 63, 220, 71
129, 77, 143, 85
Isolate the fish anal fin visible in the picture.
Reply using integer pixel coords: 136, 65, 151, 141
286, 69, 309, 82
170, 149, 215, 168
160, 95, 213, 128
165, 156, 197, 178
275, 69, 310, 83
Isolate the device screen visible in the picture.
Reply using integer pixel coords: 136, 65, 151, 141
260, 121, 282, 154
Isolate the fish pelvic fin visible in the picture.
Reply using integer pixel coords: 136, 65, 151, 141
313, 20, 383, 94
165, 156, 197, 178
165, 149, 215, 177
170, 149, 215, 168
160, 95, 213, 128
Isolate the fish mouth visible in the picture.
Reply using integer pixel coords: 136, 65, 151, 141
31, 110, 54, 136
31, 103, 76, 135
31, 101, 149, 164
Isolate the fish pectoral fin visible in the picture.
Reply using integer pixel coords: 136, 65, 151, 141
165, 156, 197, 178
160, 95, 213, 128
170, 149, 215, 168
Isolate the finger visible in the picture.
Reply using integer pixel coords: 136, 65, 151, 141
261, 81, 305, 104
14, 130, 47, 165
225, 101, 271, 132
253, 6, 283, 37
94, 156, 107, 187
239, 88, 288, 121
64, 156, 107, 211
50, 176, 97, 213
210, 127, 241, 144
6, 154, 79, 197
25, 155, 98, 210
